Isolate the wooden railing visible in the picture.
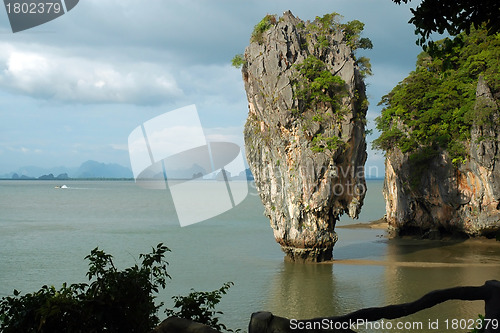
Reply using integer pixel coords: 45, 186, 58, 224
249, 280, 500, 333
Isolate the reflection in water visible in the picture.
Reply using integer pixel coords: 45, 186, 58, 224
382, 238, 500, 332
266, 260, 387, 320
265, 233, 500, 332
267, 262, 336, 319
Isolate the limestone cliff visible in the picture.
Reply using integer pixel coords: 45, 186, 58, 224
384, 76, 500, 237
241, 11, 369, 261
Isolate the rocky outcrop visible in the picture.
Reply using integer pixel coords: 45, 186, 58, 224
241, 11, 368, 261
153, 317, 222, 333
384, 76, 500, 237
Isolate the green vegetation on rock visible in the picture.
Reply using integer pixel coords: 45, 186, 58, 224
293, 55, 347, 113
311, 133, 345, 153
231, 53, 246, 69
373, 25, 500, 165
290, 13, 373, 114
287, 13, 372, 154
341, 19, 374, 51
306, 13, 373, 53
294, 13, 373, 110
251, 14, 277, 44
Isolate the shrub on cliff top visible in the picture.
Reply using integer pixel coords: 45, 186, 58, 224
309, 13, 373, 52
341, 19, 373, 51
292, 14, 372, 112
251, 14, 277, 44
373, 25, 500, 164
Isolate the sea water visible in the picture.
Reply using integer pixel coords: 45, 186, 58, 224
1, 179, 500, 332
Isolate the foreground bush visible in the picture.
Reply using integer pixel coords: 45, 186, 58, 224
0, 243, 238, 333
166, 282, 239, 332
0, 244, 238, 333
0, 243, 170, 333
0, 244, 170, 332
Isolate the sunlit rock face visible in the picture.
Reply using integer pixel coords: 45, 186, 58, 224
241, 11, 368, 261
384, 77, 500, 238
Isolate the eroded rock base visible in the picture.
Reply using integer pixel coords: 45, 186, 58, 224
282, 246, 334, 262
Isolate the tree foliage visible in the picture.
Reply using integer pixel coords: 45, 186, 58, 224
165, 282, 239, 332
290, 13, 372, 154
250, 14, 277, 44
373, 26, 500, 165
311, 133, 345, 153
307, 13, 373, 52
0, 243, 171, 333
0, 244, 239, 332
231, 54, 246, 69
341, 19, 374, 51
392, 0, 500, 48
293, 55, 347, 112
291, 14, 372, 113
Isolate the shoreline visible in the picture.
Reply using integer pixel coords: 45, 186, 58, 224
333, 218, 500, 267
336, 217, 388, 229
327, 259, 500, 267
337, 219, 500, 242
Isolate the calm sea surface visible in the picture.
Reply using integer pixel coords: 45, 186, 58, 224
1, 179, 500, 332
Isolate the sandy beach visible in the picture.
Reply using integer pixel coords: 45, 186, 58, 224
337, 218, 388, 230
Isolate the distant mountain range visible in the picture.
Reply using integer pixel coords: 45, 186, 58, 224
1, 160, 255, 180
76, 160, 133, 178
1, 160, 133, 179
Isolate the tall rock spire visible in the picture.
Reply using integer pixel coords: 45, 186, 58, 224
241, 11, 369, 261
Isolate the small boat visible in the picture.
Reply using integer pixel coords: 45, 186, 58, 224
55, 185, 68, 189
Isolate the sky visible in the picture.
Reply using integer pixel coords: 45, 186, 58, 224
0, 0, 424, 178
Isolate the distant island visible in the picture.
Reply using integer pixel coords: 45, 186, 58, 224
1, 160, 255, 181
11, 172, 70, 180
1, 160, 134, 180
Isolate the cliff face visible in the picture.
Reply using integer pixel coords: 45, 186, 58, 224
241, 11, 368, 261
384, 77, 500, 237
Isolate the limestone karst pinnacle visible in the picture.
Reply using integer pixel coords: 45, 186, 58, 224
241, 11, 369, 261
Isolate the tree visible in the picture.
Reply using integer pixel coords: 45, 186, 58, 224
373, 25, 500, 167
392, 0, 500, 47
165, 282, 239, 332
231, 54, 246, 69
0, 244, 238, 333
0, 244, 171, 332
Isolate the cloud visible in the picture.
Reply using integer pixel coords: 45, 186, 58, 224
0, 0, 427, 174
13, 0, 254, 67
368, 62, 415, 95
3, 145, 43, 154
109, 143, 128, 151
0, 43, 183, 105
364, 62, 419, 126
204, 126, 244, 145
